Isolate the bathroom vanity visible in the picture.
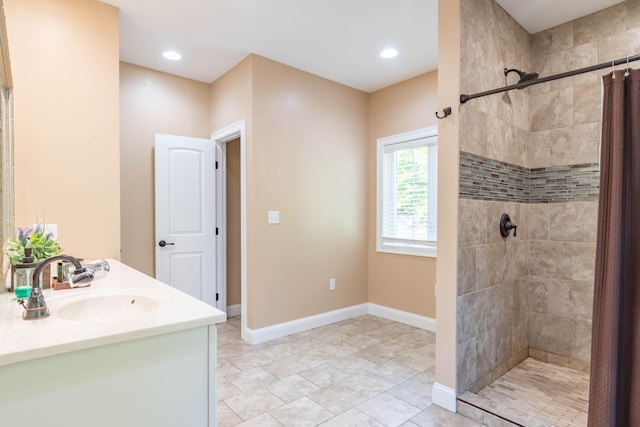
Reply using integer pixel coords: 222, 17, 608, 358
0, 260, 226, 427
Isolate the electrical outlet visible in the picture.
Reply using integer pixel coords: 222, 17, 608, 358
330, 278, 336, 291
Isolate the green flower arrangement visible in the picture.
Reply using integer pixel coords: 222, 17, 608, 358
6, 222, 63, 264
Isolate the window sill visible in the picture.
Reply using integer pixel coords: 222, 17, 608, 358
376, 242, 437, 258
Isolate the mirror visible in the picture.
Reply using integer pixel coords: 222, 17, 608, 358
0, 0, 14, 285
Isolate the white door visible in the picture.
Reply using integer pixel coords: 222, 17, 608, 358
155, 134, 216, 306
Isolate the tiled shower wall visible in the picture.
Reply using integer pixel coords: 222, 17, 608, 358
457, 198, 529, 393
456, 0, 640, 392
526, 0, 640, 372
527, 202, 596, 372
457, 0, 531, 393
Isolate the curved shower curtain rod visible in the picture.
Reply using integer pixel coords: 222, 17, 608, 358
460, 53, 640, 104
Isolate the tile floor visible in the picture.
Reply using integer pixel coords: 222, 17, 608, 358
216, 315, 482, 427
459, 358, 589, 427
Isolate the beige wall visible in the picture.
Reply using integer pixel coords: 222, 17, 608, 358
119, 49, 435, 333
209, 56, 253, 316
131, 53, 429, 330
119, 62, 211, 276
247, 55, 369, 329
435, 0, 461, 393
139, 54, 373, 327
226, 138, 241, 306
368, 72, 439, 318
5, 0, 120, 259
209, 56, 253, 133
124, 53, 435, 329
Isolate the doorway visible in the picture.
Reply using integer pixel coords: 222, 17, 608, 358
212, 120, 248, 342
221, 137, 240, 317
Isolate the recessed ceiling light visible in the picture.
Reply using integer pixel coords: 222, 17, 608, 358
380, 48, 398, 59
163, 51, 182, 61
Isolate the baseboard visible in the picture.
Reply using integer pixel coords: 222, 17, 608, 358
226, 304, 241, 317
245, 304, 369, 345
368, 303, 436, 332
244, 303, 437, 345
432, 382, 457, 412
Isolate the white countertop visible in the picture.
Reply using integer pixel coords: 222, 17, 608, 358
0, 259, 226, 367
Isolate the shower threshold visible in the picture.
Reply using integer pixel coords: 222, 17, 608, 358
457, 357, 589, 427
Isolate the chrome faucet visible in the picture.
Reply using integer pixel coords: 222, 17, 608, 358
19, 255, 109, 320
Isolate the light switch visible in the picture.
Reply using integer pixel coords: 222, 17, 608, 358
268, 211, 280, 224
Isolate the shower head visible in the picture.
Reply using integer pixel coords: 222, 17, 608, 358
504, 68, 539, 85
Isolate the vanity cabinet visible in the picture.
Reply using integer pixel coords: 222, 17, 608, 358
0, 260, 225, 427
0, 326, 217, 426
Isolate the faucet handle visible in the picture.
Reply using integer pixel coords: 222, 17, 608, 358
68, 268, 94, 288
499, 213, 518, 238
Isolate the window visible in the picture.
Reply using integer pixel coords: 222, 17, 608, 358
376, 127, 437, 257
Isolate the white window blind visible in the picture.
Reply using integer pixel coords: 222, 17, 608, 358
377, 128, 438, 257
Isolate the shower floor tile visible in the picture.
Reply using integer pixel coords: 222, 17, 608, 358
461, 357, 589, 427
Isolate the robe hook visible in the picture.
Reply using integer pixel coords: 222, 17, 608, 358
435, 107, 452, 120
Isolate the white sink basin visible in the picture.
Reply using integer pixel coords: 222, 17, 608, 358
55, 292, 164, 323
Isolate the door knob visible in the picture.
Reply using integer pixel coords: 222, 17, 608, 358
158, 240, 175, 247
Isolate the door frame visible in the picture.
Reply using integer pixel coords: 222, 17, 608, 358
211, 120, 248, 342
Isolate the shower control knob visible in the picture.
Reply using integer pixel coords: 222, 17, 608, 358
499, 214, 518, 238
158, 240, 174, 247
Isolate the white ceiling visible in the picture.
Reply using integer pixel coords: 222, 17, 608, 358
102, 0, 438, 93
101, 0, 621, 93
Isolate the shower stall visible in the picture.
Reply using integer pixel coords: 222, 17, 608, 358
452, 0, 640, 425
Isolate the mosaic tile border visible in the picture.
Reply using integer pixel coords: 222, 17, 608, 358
530, 163, 600, 203
460, 151, 599, 203
460, 152, 529, 203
